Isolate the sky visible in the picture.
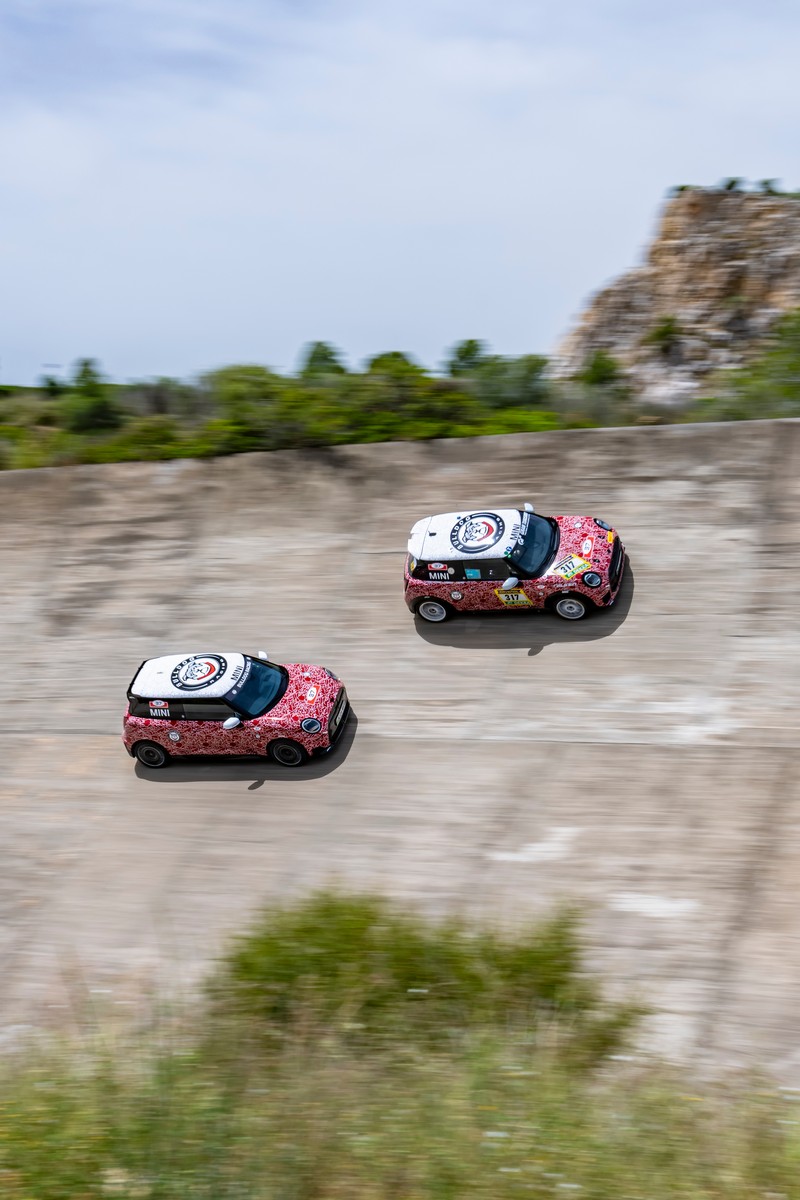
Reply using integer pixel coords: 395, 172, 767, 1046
1, 0, 799, 384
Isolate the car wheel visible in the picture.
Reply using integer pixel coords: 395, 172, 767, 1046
134, 741, 170, 769
415, 599, 452, 623
269, 739, 309, 768
552, 594, 590, 621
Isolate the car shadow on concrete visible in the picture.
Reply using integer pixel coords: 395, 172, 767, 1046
134, 712, 359, 789
414, 559, 634, 656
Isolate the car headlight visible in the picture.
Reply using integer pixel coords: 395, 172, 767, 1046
324, 668, 339, 680
301, 718, 322, 734
582, 571, 602, 588
593, 518, 611, 531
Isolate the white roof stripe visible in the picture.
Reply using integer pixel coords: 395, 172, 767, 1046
130, 653, 247, 700
408, 509, 524, 561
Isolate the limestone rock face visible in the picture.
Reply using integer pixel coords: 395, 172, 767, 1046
555, 188, 800, 403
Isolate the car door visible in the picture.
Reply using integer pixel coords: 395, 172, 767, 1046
463, 559, 541, 611
173, 699, 260, 756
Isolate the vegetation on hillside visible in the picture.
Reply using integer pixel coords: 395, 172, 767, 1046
1, 315, 799, 470
687, 310, 800, 421
2, 892, 800, 1198
670, 178, 800, 197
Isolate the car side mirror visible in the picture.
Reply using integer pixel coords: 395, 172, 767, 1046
257, 649, 268, 660
223, 716, 241, 730
501, 577, 519, 590
524, 502, 535, 513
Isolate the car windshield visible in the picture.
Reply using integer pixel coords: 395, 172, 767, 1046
227, 658, 288, 718
507, 512, 559, 577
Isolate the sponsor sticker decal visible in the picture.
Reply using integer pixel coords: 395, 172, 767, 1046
450, 512, 505, 554
306, 684, 318, 704
171, 654, 227, 691
581, 536, 595, 557
429, 562, 447, 570
464, 567, 481, 580
428, 572, 449, 581
550, 554, 592, 580
149, 703, 170, 718
607, 530, 614, 544
494, 587, 533, 608
228, 658, 252, 697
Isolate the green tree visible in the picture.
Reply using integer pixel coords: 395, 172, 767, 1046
445, 338, 489, 377
60, 359, 122, 433
199, 364, 284, 449
72, 357, 105, 397
471, 353, 550, 409
298, 341, 347, 377
366, 350, 424, 377
39, 374, 65, 398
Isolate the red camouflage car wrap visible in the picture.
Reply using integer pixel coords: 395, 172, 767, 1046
405, 515, 625, 614
123, 663, 344, 758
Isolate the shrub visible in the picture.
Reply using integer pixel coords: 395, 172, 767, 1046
642, 316, 683, 358
578, 349, 623, 387
686, 308, 800, 421
211, 891, 639, 1061
60, 391, 123, 434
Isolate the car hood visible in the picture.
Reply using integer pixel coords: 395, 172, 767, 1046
541, 516, 616, 580
267, 663, 341, 722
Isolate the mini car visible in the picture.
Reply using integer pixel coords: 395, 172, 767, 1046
123, 651, 350, 768
405, 504, 625, 622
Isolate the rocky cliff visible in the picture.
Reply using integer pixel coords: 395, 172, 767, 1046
555, 187, 800, 404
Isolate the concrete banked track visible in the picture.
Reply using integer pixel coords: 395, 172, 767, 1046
1, 421, 799, 1075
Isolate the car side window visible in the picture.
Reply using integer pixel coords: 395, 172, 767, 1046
477, 560, 515, 581
178, 701, 237, 721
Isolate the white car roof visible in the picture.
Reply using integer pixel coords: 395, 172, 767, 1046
408, 508, 525, 562
130, 653, 248, 700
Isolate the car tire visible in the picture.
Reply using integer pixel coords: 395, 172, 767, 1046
134, 741, 170, 769
415, 598, 452, 623
269, 739, 309, 768
550, 594, 591, 621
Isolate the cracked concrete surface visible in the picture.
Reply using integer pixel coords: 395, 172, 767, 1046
0, 421, 799, 1075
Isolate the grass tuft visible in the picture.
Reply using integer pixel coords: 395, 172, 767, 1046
209, 892, 639, 1062
0, 893, 798, 1198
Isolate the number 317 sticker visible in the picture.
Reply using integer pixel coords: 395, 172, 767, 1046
494, 588, 533, 608
551, 554, 591, 580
